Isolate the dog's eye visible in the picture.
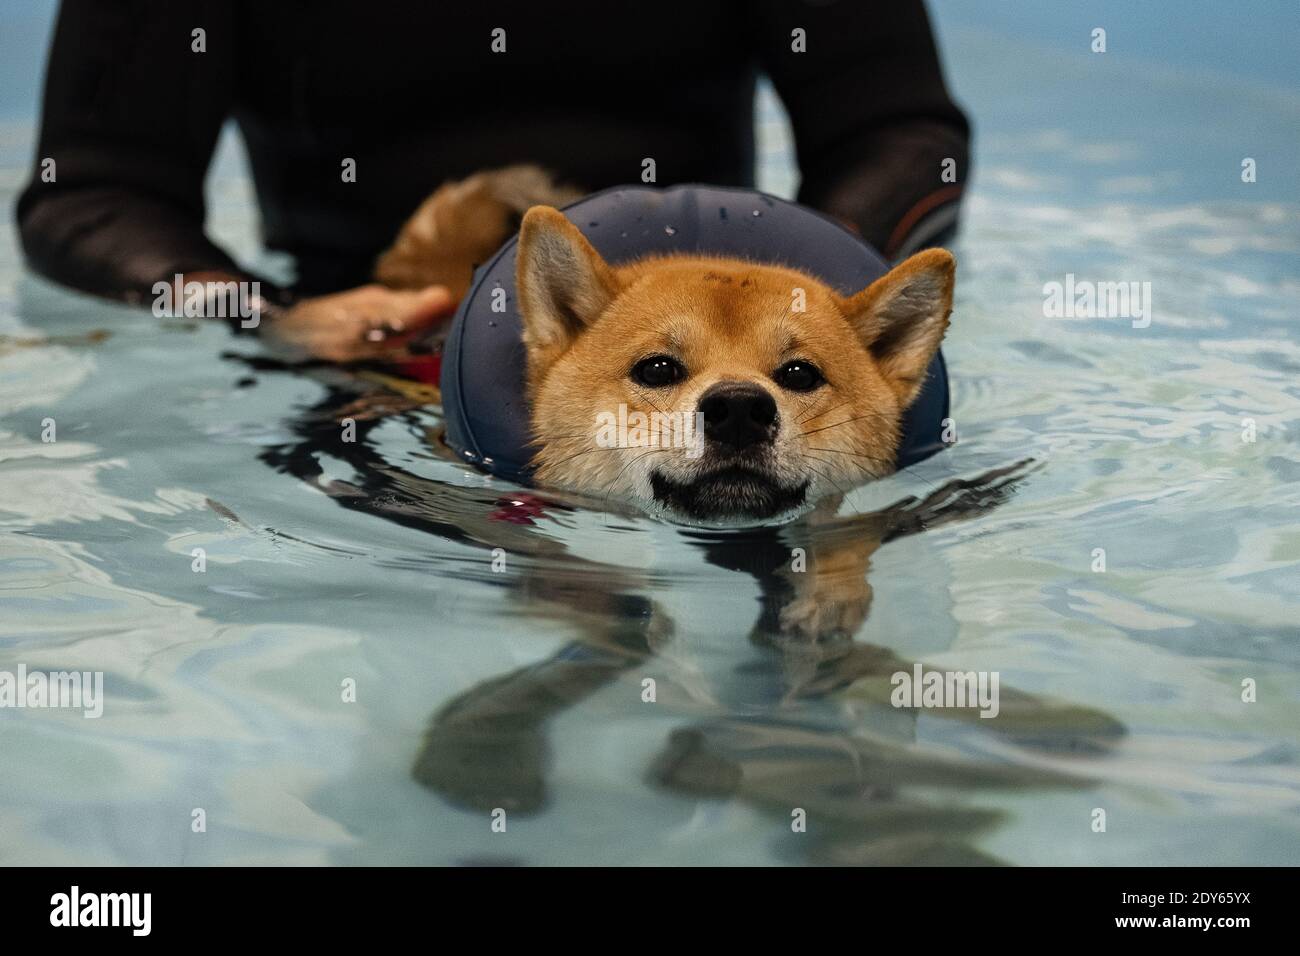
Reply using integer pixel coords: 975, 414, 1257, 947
773, 360, 825, 392
632, 355, 686, 388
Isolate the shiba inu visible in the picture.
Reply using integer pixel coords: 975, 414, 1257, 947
318, 177, 1117, 854
516, 207, 954, 524
376, 166, 955, 526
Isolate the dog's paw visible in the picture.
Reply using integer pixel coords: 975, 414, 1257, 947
778, 582, 872, 641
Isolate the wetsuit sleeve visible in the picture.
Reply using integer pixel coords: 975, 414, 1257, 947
16, 1, 276, 304
756, 0, 971, 258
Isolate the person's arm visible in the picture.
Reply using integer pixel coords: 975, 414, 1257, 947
757, 0, 971, 259
15, 0, 269, 303
17, 0, 453, 361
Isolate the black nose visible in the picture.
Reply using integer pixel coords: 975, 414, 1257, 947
698, 382, 778, 451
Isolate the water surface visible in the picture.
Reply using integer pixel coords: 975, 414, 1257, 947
1, 5, 1298, 865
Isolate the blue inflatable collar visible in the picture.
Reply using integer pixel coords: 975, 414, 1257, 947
441, 184, 949, 484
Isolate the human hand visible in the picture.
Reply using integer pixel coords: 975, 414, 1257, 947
263, 284, 455, 362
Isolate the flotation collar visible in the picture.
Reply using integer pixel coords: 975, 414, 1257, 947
440, 184, 949, 484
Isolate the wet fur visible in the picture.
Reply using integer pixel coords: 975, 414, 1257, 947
379, 169, 955, 625
374, 165, 582, 301
516, 205, 955, 524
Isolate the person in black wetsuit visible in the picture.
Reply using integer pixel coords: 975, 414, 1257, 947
17, 0, 969, 362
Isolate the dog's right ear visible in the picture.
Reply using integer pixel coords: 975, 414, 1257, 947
516, 206, 619, 380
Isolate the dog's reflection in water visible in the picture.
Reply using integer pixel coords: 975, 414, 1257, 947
262, 380, 1123, 865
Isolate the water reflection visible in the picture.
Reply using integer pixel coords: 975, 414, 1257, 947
258, 361, 1125, 864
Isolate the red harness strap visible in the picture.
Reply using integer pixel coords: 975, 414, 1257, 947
394, 353, 443, 387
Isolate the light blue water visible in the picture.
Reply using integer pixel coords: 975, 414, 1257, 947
1, 4, 1298, 865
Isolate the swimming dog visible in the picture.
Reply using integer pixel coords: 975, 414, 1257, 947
377, 167, 955, 527
517, 206, 954, 524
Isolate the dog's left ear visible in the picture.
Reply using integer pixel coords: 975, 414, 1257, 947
516, 206, 620, 384
841, 248, 955, 407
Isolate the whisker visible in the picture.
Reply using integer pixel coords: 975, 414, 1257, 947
601, 447, 672, 520
804, 446, 895, 470
802, 454, 851, 497
540, 443, 643, 472
797, 397, 852, 426
629, 385, 673, 419
791, 392, 821, 424
606, 446, 671, 492
538, 389, 683, 445
800, 413, 892, 438
792, 392, 830, 425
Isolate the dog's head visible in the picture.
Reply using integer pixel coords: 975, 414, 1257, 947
517, 206, 954, 525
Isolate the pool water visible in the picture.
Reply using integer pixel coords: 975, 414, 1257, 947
1, 5, 1298, 865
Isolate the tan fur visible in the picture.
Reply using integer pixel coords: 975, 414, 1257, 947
375, 165, 582, 300
516, 206, 955, 521
374, 169, 973, 641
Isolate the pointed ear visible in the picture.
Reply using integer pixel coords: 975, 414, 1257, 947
841, 248, 955, 407
515, 206, 619, 375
